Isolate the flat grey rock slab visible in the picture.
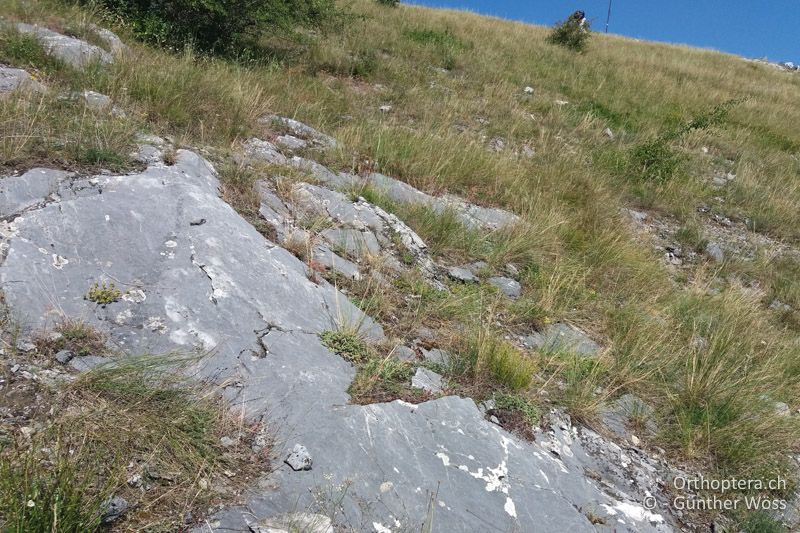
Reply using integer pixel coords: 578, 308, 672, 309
0, 168, 68, 218
289, 162, 519, 231
16, 23, 113, 69
421, 347, 449, 365
488, 276, 522, 299
411, 367, 443, 393
69, 355, 111, 372
251, 120, 519, 233
367, 172, 436, 206
320, 227, 381, 257
447, 266, 478, 283
205, 396, 671, 533
363, 173, 520, 231
293, 182, 384, 233
441, 194, 521, 231
90, 26, 127, 56
78, 90, 111, 109
275, 134, 308, 151
0, 149, 382, 367
241, 138, 287, 165
254, 180, 291, 241
261, 115, 337, 148
289, 157, 354, 189
0, 66, 46, 94
525, 323, 601, 356
311, 244, 361, 280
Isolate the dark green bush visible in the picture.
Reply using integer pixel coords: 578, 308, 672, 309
81, 0, 338, 54
546, 15, 590, 52
376, 0, 399, 6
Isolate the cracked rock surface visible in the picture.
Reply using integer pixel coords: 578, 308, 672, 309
1, 142, 673, 531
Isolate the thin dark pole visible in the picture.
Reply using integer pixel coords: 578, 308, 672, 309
605, 0, 612, 33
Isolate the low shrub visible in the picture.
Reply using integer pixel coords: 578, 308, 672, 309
546, 14, 590, 52
78, 0, 338, 55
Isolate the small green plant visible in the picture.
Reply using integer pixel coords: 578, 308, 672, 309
546, 14, 590, 52
77, 147, 127, 169
629, 98, 745, 182
376, 0, 399, 6
403, 28, 469, 71
85, 281, 122, 305
320, 330, 370, 363
559, 353, 606, 414
629, 140, 682, 183
494, 392, 540, 426
348, 356, 414, 403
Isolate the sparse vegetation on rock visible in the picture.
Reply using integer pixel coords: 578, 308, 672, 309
1, 0, 800, 530
85, 281, 122, 305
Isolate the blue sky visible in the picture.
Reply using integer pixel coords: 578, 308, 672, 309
405, 0, 798, 63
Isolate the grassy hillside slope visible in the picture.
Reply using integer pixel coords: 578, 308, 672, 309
2, 0, 800, 529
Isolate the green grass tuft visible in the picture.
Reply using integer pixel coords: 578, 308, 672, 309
320, 330, 370, 363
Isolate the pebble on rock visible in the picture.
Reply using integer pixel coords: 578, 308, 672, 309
285, 444, 313, 471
